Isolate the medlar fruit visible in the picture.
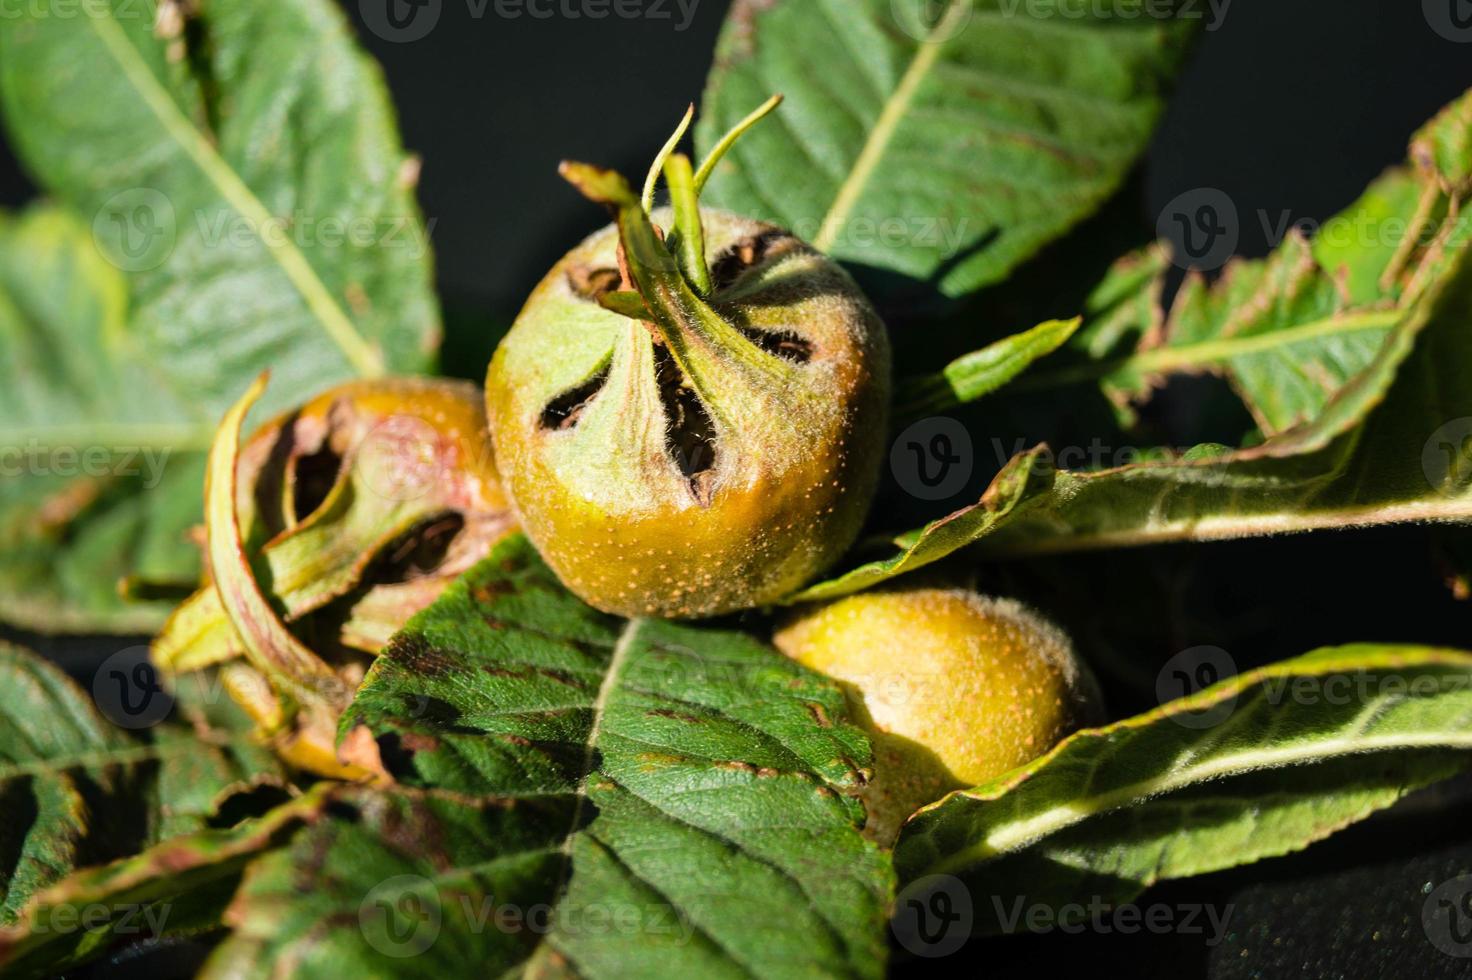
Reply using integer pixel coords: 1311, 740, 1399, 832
774, 587, 1100, 846
152, 375, 515, 777
485, 99, 891, 618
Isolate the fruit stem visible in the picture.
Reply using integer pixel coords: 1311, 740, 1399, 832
641, 103, 694, 214
693, 93, 783, 194
662, 152, 712, 294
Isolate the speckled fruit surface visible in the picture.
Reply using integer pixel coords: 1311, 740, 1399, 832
775, 587, 1098, 844
486, 208, 890, 619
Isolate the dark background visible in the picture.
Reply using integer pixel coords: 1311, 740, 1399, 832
4, 1, 1472, 977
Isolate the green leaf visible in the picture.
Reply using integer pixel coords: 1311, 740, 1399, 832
793, 89, 1472, 592
213, 534, 894, 977
0, 206, 205, 631
787, 446, 1055, 604
1008, 229, 1427, 435
0, 451, 205, 634
895, 317, 1079, 420
0, 642, 284, 926
0, 0, 439, 408
920, 91, 1472, 433
202, 786, 575, 977
978, 234, 1472, 555
0, 787, 326, 979
893, 644, 1472, 928
0, 0, 439, 630
798, 233, 1469, 595
1410, 87, 1472, 194
695, 0, 1194, 306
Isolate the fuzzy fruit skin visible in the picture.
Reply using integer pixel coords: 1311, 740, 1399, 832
238, 376, 507, 534
774, 588, 1098, 845
486, 208, 890, 618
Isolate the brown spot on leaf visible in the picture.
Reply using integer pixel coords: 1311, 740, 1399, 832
722, 0, 778, 61
387, 634, 456, 677
533, 667, 583, 689
647, 708, 704, 724
483, 666, 524, 678
380, 798, 452, 872
472, 581, 512, 605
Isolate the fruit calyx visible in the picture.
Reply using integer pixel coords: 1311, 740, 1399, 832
553, 96, 797, 509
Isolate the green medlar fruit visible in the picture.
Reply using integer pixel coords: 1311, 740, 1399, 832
774, 587, 1100, 846
486, 99, 891, 618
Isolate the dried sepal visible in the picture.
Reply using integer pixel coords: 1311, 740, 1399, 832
154, 378, 515, 674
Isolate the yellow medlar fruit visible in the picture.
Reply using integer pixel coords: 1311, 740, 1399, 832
775, 587, 1100, 845
485, 102, 889, 618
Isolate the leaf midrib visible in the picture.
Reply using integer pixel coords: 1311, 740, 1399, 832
559, 617, 643, 858
87, 8, 384, 378
984, 495, 1472, 557
813, 0, 970, 253
929, 727, 1472, 876
1012, 309, 1402, 393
